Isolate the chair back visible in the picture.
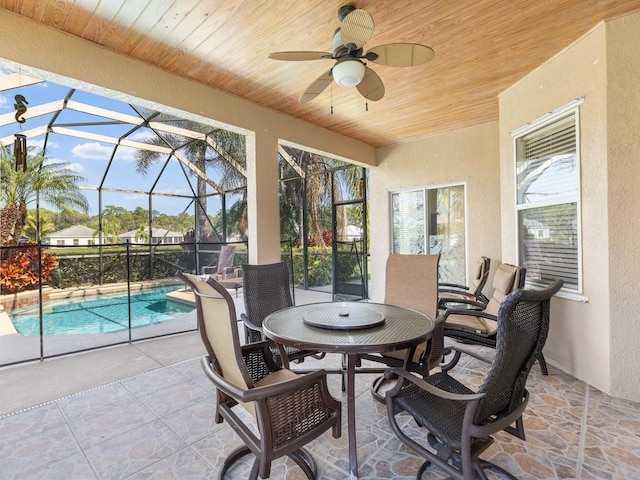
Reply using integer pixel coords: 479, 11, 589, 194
469, 256, 491, 296
216, 245, 236, 274
180, 273, 250, 394
385, 253, 440, 320
483, 263, 526, 316
385, 254, 441, 365
242, 262, 293, 334
475, 279, 562, 423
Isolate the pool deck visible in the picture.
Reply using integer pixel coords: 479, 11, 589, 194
0, 287, 333, 413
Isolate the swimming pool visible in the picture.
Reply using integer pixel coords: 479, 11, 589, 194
10, 286, 195, 335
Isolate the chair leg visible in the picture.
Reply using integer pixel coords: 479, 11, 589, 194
370, 373, 398, 403
223, 447, 316, 480
440, 347, 462, 373
537, 352, 549, 375
220, 445, 253, 480
288, 448, 317, 479
248, 457, 260, 480
478, 459, 518, 480
416, 460, 434, 479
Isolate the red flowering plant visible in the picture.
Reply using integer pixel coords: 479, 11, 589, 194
0, 242, 58, 294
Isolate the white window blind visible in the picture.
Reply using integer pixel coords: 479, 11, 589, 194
515, 109, 581, 291
391, 190, 425, 254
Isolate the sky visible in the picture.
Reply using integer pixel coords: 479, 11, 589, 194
0, 70, 230, 217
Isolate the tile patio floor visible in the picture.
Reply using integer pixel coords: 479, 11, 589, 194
1, 290, 639, 479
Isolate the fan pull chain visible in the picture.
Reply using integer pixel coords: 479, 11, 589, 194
330, 82, 334, 114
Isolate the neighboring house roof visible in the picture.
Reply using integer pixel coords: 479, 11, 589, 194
120, 228, 184, 239
47, 225, 97, 238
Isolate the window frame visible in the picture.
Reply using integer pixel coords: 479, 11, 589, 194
512, 98, 584, 295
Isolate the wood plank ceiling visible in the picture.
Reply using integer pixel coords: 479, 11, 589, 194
1, 0, 639, 148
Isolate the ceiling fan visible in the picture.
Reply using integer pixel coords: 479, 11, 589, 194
268, 5, 435, 104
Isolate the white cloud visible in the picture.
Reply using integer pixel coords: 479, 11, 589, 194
31, 139, 59, 150
67, 162, 85, 173
71, 142, 112, 160
113, 145, 138, 162
69, 142, 139, 162
158, 187, 191, 196
43, 157, 84, 172
127, 130, 155, 143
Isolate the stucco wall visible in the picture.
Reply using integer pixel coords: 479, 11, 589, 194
606, 13, 640, 400
369, 122, 502, 302
499, 12, 640, 399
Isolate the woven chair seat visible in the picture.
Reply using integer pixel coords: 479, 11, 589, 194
394, 373, 477, 450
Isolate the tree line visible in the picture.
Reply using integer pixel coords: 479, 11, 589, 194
22, 206, 195, 242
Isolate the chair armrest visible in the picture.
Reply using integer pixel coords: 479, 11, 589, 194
247, 368, 336, 402
201, 355, 339, 408
445, 344, 494, 365
240, 341, 282, 377
440, 297, 487, 309
385, 367, 485, 402
439, 288, 473, 297
201, 356, 247, 399
441, 307, 496, 322
240, 313, 263, 334
439, 282, 469, 291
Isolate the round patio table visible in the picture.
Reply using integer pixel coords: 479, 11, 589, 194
263, 301, 434, 479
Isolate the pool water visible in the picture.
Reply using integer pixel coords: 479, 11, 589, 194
10, 286, 195, 335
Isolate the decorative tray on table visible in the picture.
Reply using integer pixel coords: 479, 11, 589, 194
303, 305, 385, 330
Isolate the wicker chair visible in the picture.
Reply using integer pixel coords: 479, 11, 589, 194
440, 263, 547, 373
241, 262, 323, 365
386, 279, 563, 480
439, 256, 490, 307
359, 254, 442, 401
180, 273, 341, 480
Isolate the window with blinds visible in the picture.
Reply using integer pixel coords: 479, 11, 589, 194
390, 185, 466, 284
515, 109, 580, 291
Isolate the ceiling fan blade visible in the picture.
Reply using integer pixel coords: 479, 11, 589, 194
340, 9, 374, 48
367, 43, 435, 67
300, 70, 333, 103
357, 67, 385, 101
269, 51, 332, 61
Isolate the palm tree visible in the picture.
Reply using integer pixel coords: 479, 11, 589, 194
93, 216, 121, 244
134, 224, 150, 243
23, 209, 56, 241
0, 147, 88, 244
279, 147, 365, 248
135, 118, 246, 242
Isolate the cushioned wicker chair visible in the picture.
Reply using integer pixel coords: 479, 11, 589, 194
241, 262, 322, 365
439, 256, 490, 307
180, 272, 341, 479
440, 263, 548, 373
359, 254, 442, 400
386, 279, 563, 480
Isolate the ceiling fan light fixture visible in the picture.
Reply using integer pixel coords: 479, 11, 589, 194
332, 59, 365, 88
